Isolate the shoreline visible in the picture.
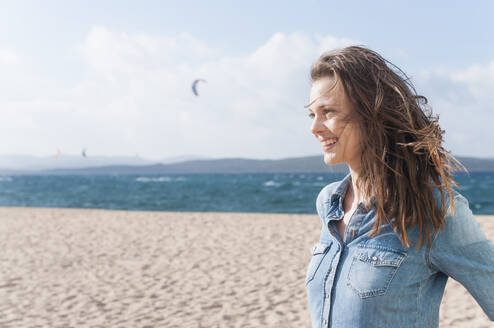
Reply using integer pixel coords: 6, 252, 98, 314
1, 206, 494, 217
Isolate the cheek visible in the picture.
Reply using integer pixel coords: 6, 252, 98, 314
323, 118, 340, 132
334, 121, 351, 138
340, 124, 361, 147
349, 130, 362, 152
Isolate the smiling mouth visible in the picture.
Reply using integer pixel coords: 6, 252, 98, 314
321, 138, 338, 149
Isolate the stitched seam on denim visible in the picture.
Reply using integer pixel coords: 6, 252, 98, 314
415, 279, 425, 328
326, 250, 342, 327
346, 207, 364, 242
351, 267, 397, 298
307, 241, 333, 285
358, 243, 407, 255
306, 254, 327, 285
321, 259, 336, 328
320, 260, 335, 328
318, 274, 325, 328
353, 210, 366, 238
347, 257, 385, 298
347, 251, 405, 299
426, 196, 456, 273
382, 260, 401, 296
358, 253, 406, 267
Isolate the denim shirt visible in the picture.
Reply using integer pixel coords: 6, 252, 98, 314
306, 174, 494, 328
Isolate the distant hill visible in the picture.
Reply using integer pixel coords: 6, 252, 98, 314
0, 154, 154, 171
0, 154, 209, 171
2, 155, 493, 175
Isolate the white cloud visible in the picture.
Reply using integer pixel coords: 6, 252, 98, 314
0, 48, 18, 65
81, 27, 217, 80
451, 61, 494, 102
2, 27, 491, 160
0, 27, 358, 160
416, 60, 494, 158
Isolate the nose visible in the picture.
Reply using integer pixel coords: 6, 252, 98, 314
310, 115, 326, 137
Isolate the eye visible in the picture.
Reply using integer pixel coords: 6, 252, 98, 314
307, 108, 334, 119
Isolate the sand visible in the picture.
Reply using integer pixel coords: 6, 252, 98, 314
0, 208, 492, 328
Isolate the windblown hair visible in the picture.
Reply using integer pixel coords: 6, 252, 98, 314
310, 46, 466, 249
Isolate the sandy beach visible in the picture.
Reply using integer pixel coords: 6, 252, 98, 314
0, 207, 492, 328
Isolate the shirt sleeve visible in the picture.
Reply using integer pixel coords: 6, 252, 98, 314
428, 193, 494, 320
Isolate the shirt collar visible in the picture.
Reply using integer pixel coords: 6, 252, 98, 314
326, 173, 352, 219
332, 173, 352, 203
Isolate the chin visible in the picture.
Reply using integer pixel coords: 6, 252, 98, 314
323, 154, 341, 166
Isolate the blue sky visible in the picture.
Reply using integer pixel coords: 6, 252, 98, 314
0, 1, 492, 160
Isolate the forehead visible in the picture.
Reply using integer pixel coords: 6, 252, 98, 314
307, 77, 344, 110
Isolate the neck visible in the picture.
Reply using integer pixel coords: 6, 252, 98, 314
348, 164, 365, 206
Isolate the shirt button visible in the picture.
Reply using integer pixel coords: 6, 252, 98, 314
372, 256, 378, 261
323, 319, 327, 325
326, 293, 330, 298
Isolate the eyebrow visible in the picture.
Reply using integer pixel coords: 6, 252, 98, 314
305, 102, 334, 112
304, 76, 339, 110
304, 99, 317, 109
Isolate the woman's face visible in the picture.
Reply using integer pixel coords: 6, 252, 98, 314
308, 76, 362, 170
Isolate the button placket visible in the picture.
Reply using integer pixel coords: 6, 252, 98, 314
322, 244, 341, 327
348, 208, 366, 242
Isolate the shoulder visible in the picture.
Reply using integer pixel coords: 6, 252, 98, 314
445, 192, 477, 234
432, 188, 470, 223
431, 187, 471, 223
432, 191, 485, 247
432, 186, 461, 208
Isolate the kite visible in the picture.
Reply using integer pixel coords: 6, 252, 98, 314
82, 148, 87, 158
191, 79, 207, 96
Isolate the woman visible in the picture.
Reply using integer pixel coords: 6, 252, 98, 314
305, 46, 494, 328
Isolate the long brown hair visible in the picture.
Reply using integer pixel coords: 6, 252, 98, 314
310, 46, 466, 249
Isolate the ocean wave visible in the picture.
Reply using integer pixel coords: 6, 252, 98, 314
0, 176, 13, 182
136, 176, 173, 183
135, 176, 187, 183
263, 180, 282, 187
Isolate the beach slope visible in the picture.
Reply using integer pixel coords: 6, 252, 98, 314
0, 208, 492, 327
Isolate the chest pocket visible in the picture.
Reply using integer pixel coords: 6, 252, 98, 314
347, 245, 407, 298
305, 241, 332, 286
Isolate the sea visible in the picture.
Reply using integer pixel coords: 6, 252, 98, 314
0, 172, 492, 215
